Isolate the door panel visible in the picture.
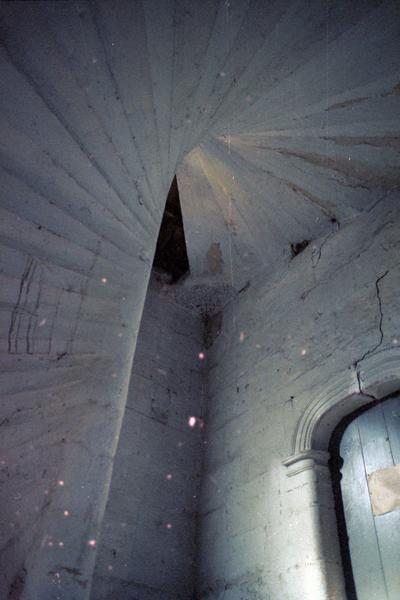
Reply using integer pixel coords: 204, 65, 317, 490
340, 396, 400, 600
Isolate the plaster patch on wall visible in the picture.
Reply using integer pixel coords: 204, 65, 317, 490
151, 394, 172, 424
368, 464, 400, 516
206, 242, 224, 274
203, 311, 223, 349
163, 279, 236, 315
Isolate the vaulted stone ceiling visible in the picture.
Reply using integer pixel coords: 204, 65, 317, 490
1, 2, 398, 287
175, 0, 399, 290
0, 1, 399, 598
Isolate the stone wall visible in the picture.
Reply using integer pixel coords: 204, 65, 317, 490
91, 276, 205, 600
196, 198, 400, 600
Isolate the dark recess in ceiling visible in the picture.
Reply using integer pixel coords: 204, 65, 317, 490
290, 239, 310, 258
153, 176, 190, 283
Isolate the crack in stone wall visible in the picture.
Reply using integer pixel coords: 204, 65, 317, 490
353, 270, 390, 398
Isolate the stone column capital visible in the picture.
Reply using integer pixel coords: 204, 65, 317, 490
282, 449, 331, 477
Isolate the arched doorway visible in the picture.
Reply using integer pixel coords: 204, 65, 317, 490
330, 394, 400, 600
283, 354, 400, 599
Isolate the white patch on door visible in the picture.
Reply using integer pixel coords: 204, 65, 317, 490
368, 464, 400, 516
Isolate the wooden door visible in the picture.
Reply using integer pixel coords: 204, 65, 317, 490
340, 396, 400, 599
